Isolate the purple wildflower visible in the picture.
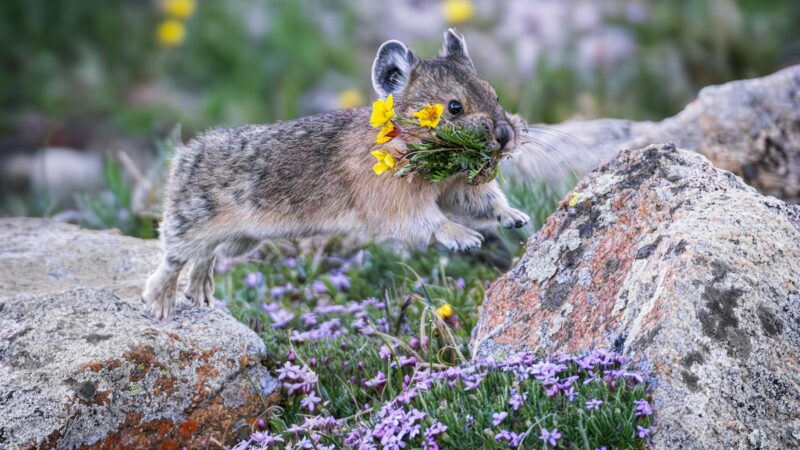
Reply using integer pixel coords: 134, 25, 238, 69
564, 385, 576, 401
379, 345, 392, 360
283, 257, 297, 268
365, 371, 388, 388
290, 319, 345, 342
301, 312, 317, 327
329, 270, 351, 291
585, 398, 604, 409
269, 309, 295, 328
491, 411, 508, 426
539, 428, 562, 447
426, 420, 447, 436
637, 425, 651, 438
496, 430, 524, 448
311, 280, 328, 294
250, 430, 284, 447
509, 389, 527, 410
455, 277, 466, 289
300, 392, 322, 412
243, 272, 264, 287
634, 399, 653, 416
270, 285, 287, 299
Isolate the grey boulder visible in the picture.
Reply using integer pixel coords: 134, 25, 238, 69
0, 219, 277, 449
475, 144, 800, 449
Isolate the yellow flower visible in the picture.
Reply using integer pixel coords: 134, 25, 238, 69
376, 121, 399, 144
443, 0, 474, 24
370, 94, 395, 128
157, 19, 186, 47
436, 303, 454, 319
162, 0, 195, 19
338, 89, 364, 109
371, 150, 396, 175
413, 103, 444, 128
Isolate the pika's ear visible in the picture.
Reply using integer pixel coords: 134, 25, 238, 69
371, 40, 419, 98
439, 28, 475, 71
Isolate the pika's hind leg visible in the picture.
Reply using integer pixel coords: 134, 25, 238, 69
184, 253, 216, 307
143, 253, 186, 319
184, 237, 262, 307
217, 236, 262, 258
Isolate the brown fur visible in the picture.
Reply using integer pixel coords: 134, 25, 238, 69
143, 29, 529, 318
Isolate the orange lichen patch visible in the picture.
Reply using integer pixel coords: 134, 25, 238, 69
123, 345, 163, 382
158, 439, 181, 450
93, 390, 113, 406
81, 374, 278, 449
153, 376, 179, 397
165, 332, 182, 341
196, 363, 219, 379
81, 359, 122, 373
178, 419, 200, 436
197, 347, 221, 361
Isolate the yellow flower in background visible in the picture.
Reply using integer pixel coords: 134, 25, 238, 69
414, 103, 444, 128
443, 0, 474, 24
338, 89, 365, 109
436, 303, 454, 319
157, 19, 186, 47
370, 94, 395, 128
376, 121, 399, 144
371, 150, 396, 175
163, 0, 196, 19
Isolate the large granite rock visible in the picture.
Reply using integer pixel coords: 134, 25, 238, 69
0, 219, 277, 449
505, 64, 800, 202
475, 144, 800, 448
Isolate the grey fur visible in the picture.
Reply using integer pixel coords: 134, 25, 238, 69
144, 30, 530, 319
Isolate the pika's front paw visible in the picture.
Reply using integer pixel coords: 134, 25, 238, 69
434, 222, 484, 251
496, 207, 530, 229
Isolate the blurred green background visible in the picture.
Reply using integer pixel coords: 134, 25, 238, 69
1, 0, 799, 223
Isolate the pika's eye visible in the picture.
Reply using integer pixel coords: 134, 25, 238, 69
448, 100, 463, 115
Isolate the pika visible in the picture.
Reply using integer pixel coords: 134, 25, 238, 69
144, 29, 530, 318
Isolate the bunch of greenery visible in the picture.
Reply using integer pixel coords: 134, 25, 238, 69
396, 124, 502, 184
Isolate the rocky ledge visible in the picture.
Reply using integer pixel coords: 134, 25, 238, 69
0, 219, 277, 449
475, 144, 800, 449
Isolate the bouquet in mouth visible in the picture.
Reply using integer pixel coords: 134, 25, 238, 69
369, 94, 505, 185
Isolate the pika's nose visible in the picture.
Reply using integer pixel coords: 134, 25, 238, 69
495, 121, 513, 150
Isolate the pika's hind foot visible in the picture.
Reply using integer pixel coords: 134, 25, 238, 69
184, 258, 216, 307
434, 221, 483, 251
143, 273, 179, 320
143, 255, 185, 320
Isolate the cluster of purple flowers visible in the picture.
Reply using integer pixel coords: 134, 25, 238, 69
260, 297, 386, 340
344, 406, 448, 450
275, 361, 320, 411
234, 346, 652, 449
